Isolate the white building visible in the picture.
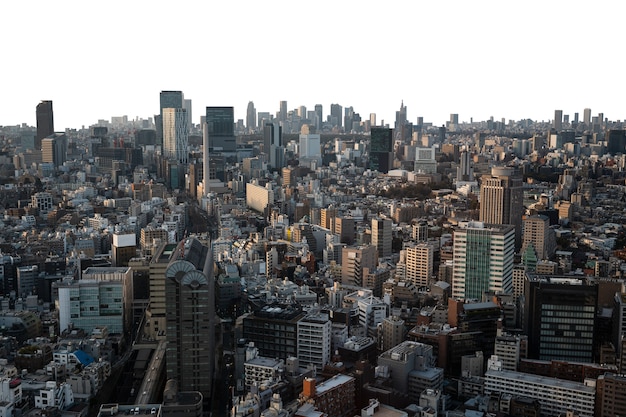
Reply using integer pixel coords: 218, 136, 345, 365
484, 370, 595, 417
246, 182, 274, 213
297, 311, 331, 371
405, 243, 434, 288
35, 381, 75, 410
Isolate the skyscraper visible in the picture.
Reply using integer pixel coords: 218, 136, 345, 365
246, 101, 256, 132
330, 103, 342, 129
314, 104, 323, 130
165, 237, 215, 400
479, 167, 524, 248
158, 91, 184, 147
553, 109, 563, 131
525, 276, 597, 363
163, 108, 189, 163
279, 100, 287, 122
263, 122, 283, 169
371, 217, 392, 258
36, 100, 54, 149
405, 242, 434, 288
205, 106, 235, 152
369, 126, 393, 174
41, 133, 67, 168
521, 215, 556, 261
583, 108, 592, 125
452, 221, 515, 300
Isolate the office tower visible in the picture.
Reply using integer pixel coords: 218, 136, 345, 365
553, 109, 563, 131
320, 206, 336, 230
165, 237, 214, 399
371, 217, 392, 258
412, 221, 428, 242
278, 100, 287, 122
299, 127, 321, 167
163, 108, 189, 163
158, 91, 184, 146
246, 101, 256, 131
263, 122, 283, 168
205, 106, 235, 152
297, 311, 331, 370
457, 148, 473, 182
36, 100, 54, 150
369, 113, 376, 127
334, 216, 355, 245
330, 103, 342, 129
452, 221, 515, 300
613, 294, 626, 372
485, 370, 595, 417
525, 276, 597, 363
341, 245, 377, 287
450, 113, 459, 125
596, 373, 626, 417
314, 104, 323, 130
41, 133, 67, 168
55, 267, 132, 334
405, 242, 434, 288
395, 100, 407, 130
246, 182, 274, 213
606, 129, 626, 155
583, 107, 591, 125
369, 126, 393, 173
378, 341, 444, 403
521, 215, 556, 261
112, 233, 136, 267
414, 146, 437, 174
344, 106, 355, 133
479, 167, 524, 248
202, 122, 210, 196
243, 304, 306, 360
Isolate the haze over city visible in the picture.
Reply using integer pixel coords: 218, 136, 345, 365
2, 0, 626, 129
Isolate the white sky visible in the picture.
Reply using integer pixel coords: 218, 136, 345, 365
2, 0, 624, 130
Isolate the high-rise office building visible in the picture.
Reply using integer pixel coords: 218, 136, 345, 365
341, 245, 377, 287
41, 133, 67, 168
263, 122, 283, 168
112, 233, 136, 267
330, 103, 342, 129
553, 109, 563, 131
521, 215, 556, 261
452, 221, 515, 300
163, 108, 189, 163
36, 100, 54, 150
606, 129, 626, 155
314, 104, 323, 130
395, 100, 407, 130
246, 101, 256, 131
583, 107, 592, 125
371, 217, 392, 258
479, 167, 524, 248
405, 243, 434, 288
205, 106, 235, 152
369, 126, 393, 174
525, 276, 597, 363
157, 91, 184, 147
297, 311, 331, 370
165, 237, 215, 399
278, 100, 287, 122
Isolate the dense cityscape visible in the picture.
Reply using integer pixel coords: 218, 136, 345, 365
0, 93, 626, 417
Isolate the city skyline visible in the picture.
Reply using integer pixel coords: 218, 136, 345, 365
2, 1, 625, 130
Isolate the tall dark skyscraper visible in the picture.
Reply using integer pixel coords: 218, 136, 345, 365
165, 237, 215, 401
36, 100, 54, 149
330, 103, 342, 130
369, 126, 393, 173
206, 106, 235, 152
525, 276, 597, 363
157, 91, 184, 146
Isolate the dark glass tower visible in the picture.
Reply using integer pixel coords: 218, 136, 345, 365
369, 126, 393, 173
36, 100, 54, 149
206, 106, 235, 152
